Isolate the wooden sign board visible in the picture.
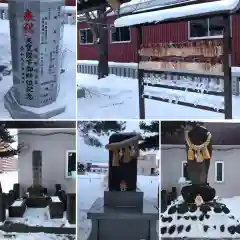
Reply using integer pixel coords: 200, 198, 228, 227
138, 40, 223, 75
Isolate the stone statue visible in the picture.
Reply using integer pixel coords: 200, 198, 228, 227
181, 124, 216, 204
105, 132, 141, 191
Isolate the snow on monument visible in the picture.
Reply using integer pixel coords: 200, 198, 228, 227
161, 124, 240, 238
5, 0, 66, 119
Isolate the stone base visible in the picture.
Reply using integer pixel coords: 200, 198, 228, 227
4, 87, 66, 119
49, 198, 64, 219
104, 190, 143, 211
87, 197, 158, 240
9, 199, 26, 218
25, 197, 50, 208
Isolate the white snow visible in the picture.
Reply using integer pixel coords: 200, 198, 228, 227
115, 0, 240, 27
77, 173, 159, 240
0, 171, 18, 193
162, 196, 240, 238
0, 172, 75, 239
0, 231, 74, 240
78, 60, 138, 68
51, 196, 61, 203
11, 200, 23, 207
8, 207, 70, 227
77, 73, 240, 119
0, 19, 76, 119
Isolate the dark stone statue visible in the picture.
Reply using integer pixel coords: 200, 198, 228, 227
107, 132, 140, 191
181, 125, 215, 203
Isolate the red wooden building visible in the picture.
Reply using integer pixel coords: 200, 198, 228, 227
77, 2, 240, 66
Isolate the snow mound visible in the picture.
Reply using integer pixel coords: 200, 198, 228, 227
161, 198, 240, 238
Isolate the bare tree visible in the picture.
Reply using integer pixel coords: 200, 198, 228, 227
77, 0, 128, 79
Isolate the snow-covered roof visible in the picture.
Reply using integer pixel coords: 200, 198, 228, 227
117, 0, 195, 15
114, 0, 240, 27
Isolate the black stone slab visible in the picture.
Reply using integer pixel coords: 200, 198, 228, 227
9, 199, 26, 218
104, 190, 143, 211
49, 198, 64, 219
108, 133, 138, 191
25, 197, 50, 208
67, 194, 76, 225
87, 198, 158, 240
0, 222, 75, 235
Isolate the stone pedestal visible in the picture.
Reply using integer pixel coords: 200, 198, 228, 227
87, 190, 158, 240
5, 0, 66, 119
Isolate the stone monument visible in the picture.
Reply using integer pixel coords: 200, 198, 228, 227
160, 124, 239, 238
87, 132, 158, 240
5, 0, 66, 119
181, 124, 215, 203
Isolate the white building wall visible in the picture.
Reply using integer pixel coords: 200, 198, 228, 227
161, 145, 240, 198
18, 129, 76, 196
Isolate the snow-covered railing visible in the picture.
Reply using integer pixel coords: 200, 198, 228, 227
77, 60, 240, 97
77, 60, 138, 78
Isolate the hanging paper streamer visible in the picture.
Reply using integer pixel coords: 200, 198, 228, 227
105, 133, 141, 167
185, 131, 212, 161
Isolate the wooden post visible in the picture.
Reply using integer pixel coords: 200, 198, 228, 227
106, 0, 120, 10
223, 14, 232, 119
137, 25, 145, 119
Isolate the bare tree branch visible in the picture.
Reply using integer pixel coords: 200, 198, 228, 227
84, 12, 99, 43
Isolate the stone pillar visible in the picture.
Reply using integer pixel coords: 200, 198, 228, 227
67, 193, 76, 224
0, 194, 6, 222
5, 0, 66, 119
13, 183, 20, 200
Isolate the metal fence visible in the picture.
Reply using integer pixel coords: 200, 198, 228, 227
77, 63, 138, 79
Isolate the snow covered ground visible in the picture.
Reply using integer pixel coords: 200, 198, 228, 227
77, 73, 239, 119
77, 173, 159, 240
0, 171, 75, 239
0, 232, 74, 240
161, 196, 240, 238
0, 19, 76, 119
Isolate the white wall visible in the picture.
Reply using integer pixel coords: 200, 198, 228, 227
161, 145, 240, 198
18, 129, 76, 195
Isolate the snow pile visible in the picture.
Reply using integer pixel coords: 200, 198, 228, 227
161, 197, 240, 238
77, 73, 225, 119
8, 207, 73, 228
0, 231, 74, 240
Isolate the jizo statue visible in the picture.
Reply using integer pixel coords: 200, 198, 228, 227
105, 132, 141, 192
182, 123, 215, 204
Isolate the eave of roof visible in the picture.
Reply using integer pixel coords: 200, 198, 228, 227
114, 0, 240, 27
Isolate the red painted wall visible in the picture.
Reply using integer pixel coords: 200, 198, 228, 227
78, 15, 240, 66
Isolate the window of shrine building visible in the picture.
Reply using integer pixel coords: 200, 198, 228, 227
182, 161, 190, 181
110, 26, 131, 43
188, 16, 228, 39
79, 28, 94, 44
66, 150, 76, 178
215, 161, 224, 183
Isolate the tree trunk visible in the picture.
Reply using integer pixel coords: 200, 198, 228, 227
97, 8, 109, 79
